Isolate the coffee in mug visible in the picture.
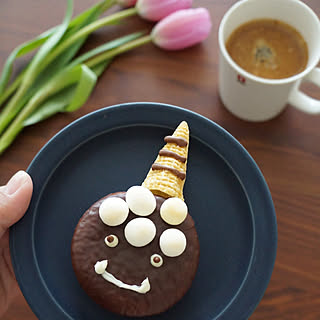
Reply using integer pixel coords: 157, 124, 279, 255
218, 0, 320, 122
225, 19, 308, 79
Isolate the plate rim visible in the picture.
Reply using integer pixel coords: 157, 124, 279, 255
10, 102, 277, 320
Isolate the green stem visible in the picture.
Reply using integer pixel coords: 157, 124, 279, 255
0, 70, 25, 107
0, 6, 137, 135
86, 35, 152, 68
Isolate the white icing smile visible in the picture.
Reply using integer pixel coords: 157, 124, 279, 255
94, 260, 151, 294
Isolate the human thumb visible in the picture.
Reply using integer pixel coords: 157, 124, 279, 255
0, 171, 33, 237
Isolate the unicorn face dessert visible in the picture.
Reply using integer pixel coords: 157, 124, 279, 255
71, 121, 200, 317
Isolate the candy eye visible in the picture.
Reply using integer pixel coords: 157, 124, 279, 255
159, 228, 187, 257
150, 254, 163, 268
105, 235, 119, 248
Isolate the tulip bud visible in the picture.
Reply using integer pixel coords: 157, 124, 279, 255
136, 0, 193, 22
151, 8, 212, 51
118, 0, 137, 7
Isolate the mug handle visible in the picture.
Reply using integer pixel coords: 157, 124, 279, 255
288, 67, 320, 114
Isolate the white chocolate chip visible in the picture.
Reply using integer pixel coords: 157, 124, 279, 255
104, 235, 119, 248
159, 228, 187, 257
94, 260, 108, 274
160, 198, 188, 225
125, 186, 156, 216
99, 197, 129, 226
150, 254, 163, 268
124, 217, 156, 247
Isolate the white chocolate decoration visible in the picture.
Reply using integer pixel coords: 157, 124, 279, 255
160, 197, 188, 225
104, 235, 119, 248
95, 260, 108, 274
159, 228, 187, 257
150, 254, 163, 268
94, 260, 150, 294
124, 217, 156, 247
99, 197, 129, 226
125, 186, 156, 216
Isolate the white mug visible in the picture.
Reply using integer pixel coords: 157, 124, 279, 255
218, 0, 320, 122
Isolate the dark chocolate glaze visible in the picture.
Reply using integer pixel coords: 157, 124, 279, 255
71, 192, 199, 317
164, 136, 188, 147
151, 164, 186, 180
159, 149, 187, 163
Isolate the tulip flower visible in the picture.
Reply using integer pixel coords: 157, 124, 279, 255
85, 7, 212, 70
152, 8, 212, 50
136, 0, 193, 21
84, 7, 212, 69
118, 0, 137, 8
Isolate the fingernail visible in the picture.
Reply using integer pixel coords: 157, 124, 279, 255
5, 171, 29, 195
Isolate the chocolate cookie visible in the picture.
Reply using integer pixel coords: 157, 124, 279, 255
71, 191, 199, 317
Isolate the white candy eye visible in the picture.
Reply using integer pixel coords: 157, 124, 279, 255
159, 228, 187, 257
99, 197, 129, 226
104, 235, 119, 248
150, 254, 163, 268
160, 198, 188, 225
126, 186, 156, 216
124, 217, 156, 247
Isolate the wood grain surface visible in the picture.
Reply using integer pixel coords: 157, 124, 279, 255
1, 0, 320, 319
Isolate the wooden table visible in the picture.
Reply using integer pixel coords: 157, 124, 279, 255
1, 0, 319, 319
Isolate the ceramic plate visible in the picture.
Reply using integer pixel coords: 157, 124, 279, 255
10, 102, 277, 320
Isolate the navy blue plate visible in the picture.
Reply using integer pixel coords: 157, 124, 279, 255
10, 102, 277, 320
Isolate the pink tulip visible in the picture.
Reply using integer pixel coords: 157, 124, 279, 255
118, 0, 137, 7
136, 0, 193, 22
151, 8, 212, 51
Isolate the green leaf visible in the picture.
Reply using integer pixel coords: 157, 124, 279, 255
0, 0, 114, 97
23, 64, 97, 125
18, 0, 117, 107
23, 58, 113, 127
44, 0, 108, 74
24, 32, 142, 126
43, 7, 137, 73
23, 87, 74, 126
3, 0, 112, 114
68, 0, 114, 30
0, 0, 73, 134
23, 0, 72, 83
17, 31, 141, 121
64, 65, 97, 112
31, 0, 124, 82
26, 2, 103, 102
23, 58, 114, 127
21, 31, 147, 127
0, 28, 55, 96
